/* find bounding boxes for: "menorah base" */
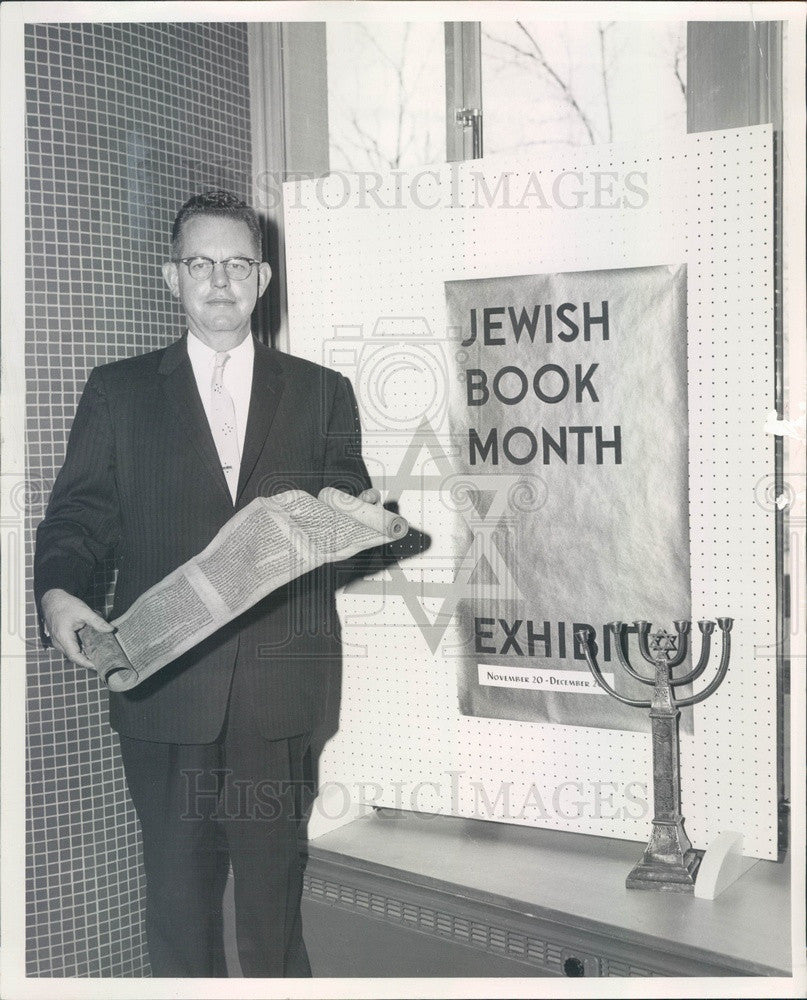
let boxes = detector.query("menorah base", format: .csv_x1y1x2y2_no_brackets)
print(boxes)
626,849,703,892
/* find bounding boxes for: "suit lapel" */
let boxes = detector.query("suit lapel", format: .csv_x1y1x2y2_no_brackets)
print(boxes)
158,335,233,504
236,340,285,501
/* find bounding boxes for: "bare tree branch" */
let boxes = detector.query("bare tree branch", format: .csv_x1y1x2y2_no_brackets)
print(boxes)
515,21,597,143
483,20,688,149
356,23,405,89
351,23,416,171
485,23,597,144
329,138,358,173
391,24,410,168
349,111,387,170
598,22,614,143
673,40,686,97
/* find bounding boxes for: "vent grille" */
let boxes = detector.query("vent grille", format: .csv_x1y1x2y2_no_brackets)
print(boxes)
302,871,664,975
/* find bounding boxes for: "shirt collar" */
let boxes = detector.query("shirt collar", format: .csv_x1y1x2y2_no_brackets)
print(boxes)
186,330,255,366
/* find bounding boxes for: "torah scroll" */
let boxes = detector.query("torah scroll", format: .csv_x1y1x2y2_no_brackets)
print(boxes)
78,488,407,692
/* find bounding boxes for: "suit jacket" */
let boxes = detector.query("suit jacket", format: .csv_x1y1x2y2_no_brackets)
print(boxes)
34,335,372,743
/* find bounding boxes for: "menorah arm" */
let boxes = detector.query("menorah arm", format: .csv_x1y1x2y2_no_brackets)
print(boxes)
670,621,714,686
578,630,651,708
609,622,654,685
663,620,690,669
674,619,732,708
634,621,657,666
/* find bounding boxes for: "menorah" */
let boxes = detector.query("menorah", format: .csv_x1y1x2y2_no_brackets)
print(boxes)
578,618,733,892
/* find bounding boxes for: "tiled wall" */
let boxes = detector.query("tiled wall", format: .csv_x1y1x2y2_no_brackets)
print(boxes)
25,22,253,976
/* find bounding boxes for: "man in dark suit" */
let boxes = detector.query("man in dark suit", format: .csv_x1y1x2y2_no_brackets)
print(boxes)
34,190,374,977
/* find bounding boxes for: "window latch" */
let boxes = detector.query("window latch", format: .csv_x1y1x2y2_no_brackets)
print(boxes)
455,108,483,159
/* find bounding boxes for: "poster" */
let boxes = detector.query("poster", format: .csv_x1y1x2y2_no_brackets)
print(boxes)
446,265,692,732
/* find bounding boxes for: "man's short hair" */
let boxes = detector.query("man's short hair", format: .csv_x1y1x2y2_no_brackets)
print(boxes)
171,190,262,258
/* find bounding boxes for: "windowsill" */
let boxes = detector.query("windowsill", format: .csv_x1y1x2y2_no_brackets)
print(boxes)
305,810,791,977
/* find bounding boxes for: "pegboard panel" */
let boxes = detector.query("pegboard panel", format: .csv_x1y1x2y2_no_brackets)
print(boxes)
284,126,776,858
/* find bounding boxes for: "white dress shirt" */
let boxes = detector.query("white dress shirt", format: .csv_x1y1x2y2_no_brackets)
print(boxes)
186,331,254,495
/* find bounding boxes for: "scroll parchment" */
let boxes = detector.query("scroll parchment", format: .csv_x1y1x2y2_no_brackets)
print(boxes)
79,489,407,692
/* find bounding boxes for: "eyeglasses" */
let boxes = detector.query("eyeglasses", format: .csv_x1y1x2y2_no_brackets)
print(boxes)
175,256,260,281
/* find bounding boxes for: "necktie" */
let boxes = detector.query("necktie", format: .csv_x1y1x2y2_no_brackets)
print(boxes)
211,351,240,501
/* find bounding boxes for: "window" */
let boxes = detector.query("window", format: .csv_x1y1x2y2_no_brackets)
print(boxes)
324,20,686,166
326,22,447,171
481,20,687,153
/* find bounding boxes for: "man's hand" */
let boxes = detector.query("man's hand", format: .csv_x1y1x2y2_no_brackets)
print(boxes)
358,488,381,505
40,588,114,671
